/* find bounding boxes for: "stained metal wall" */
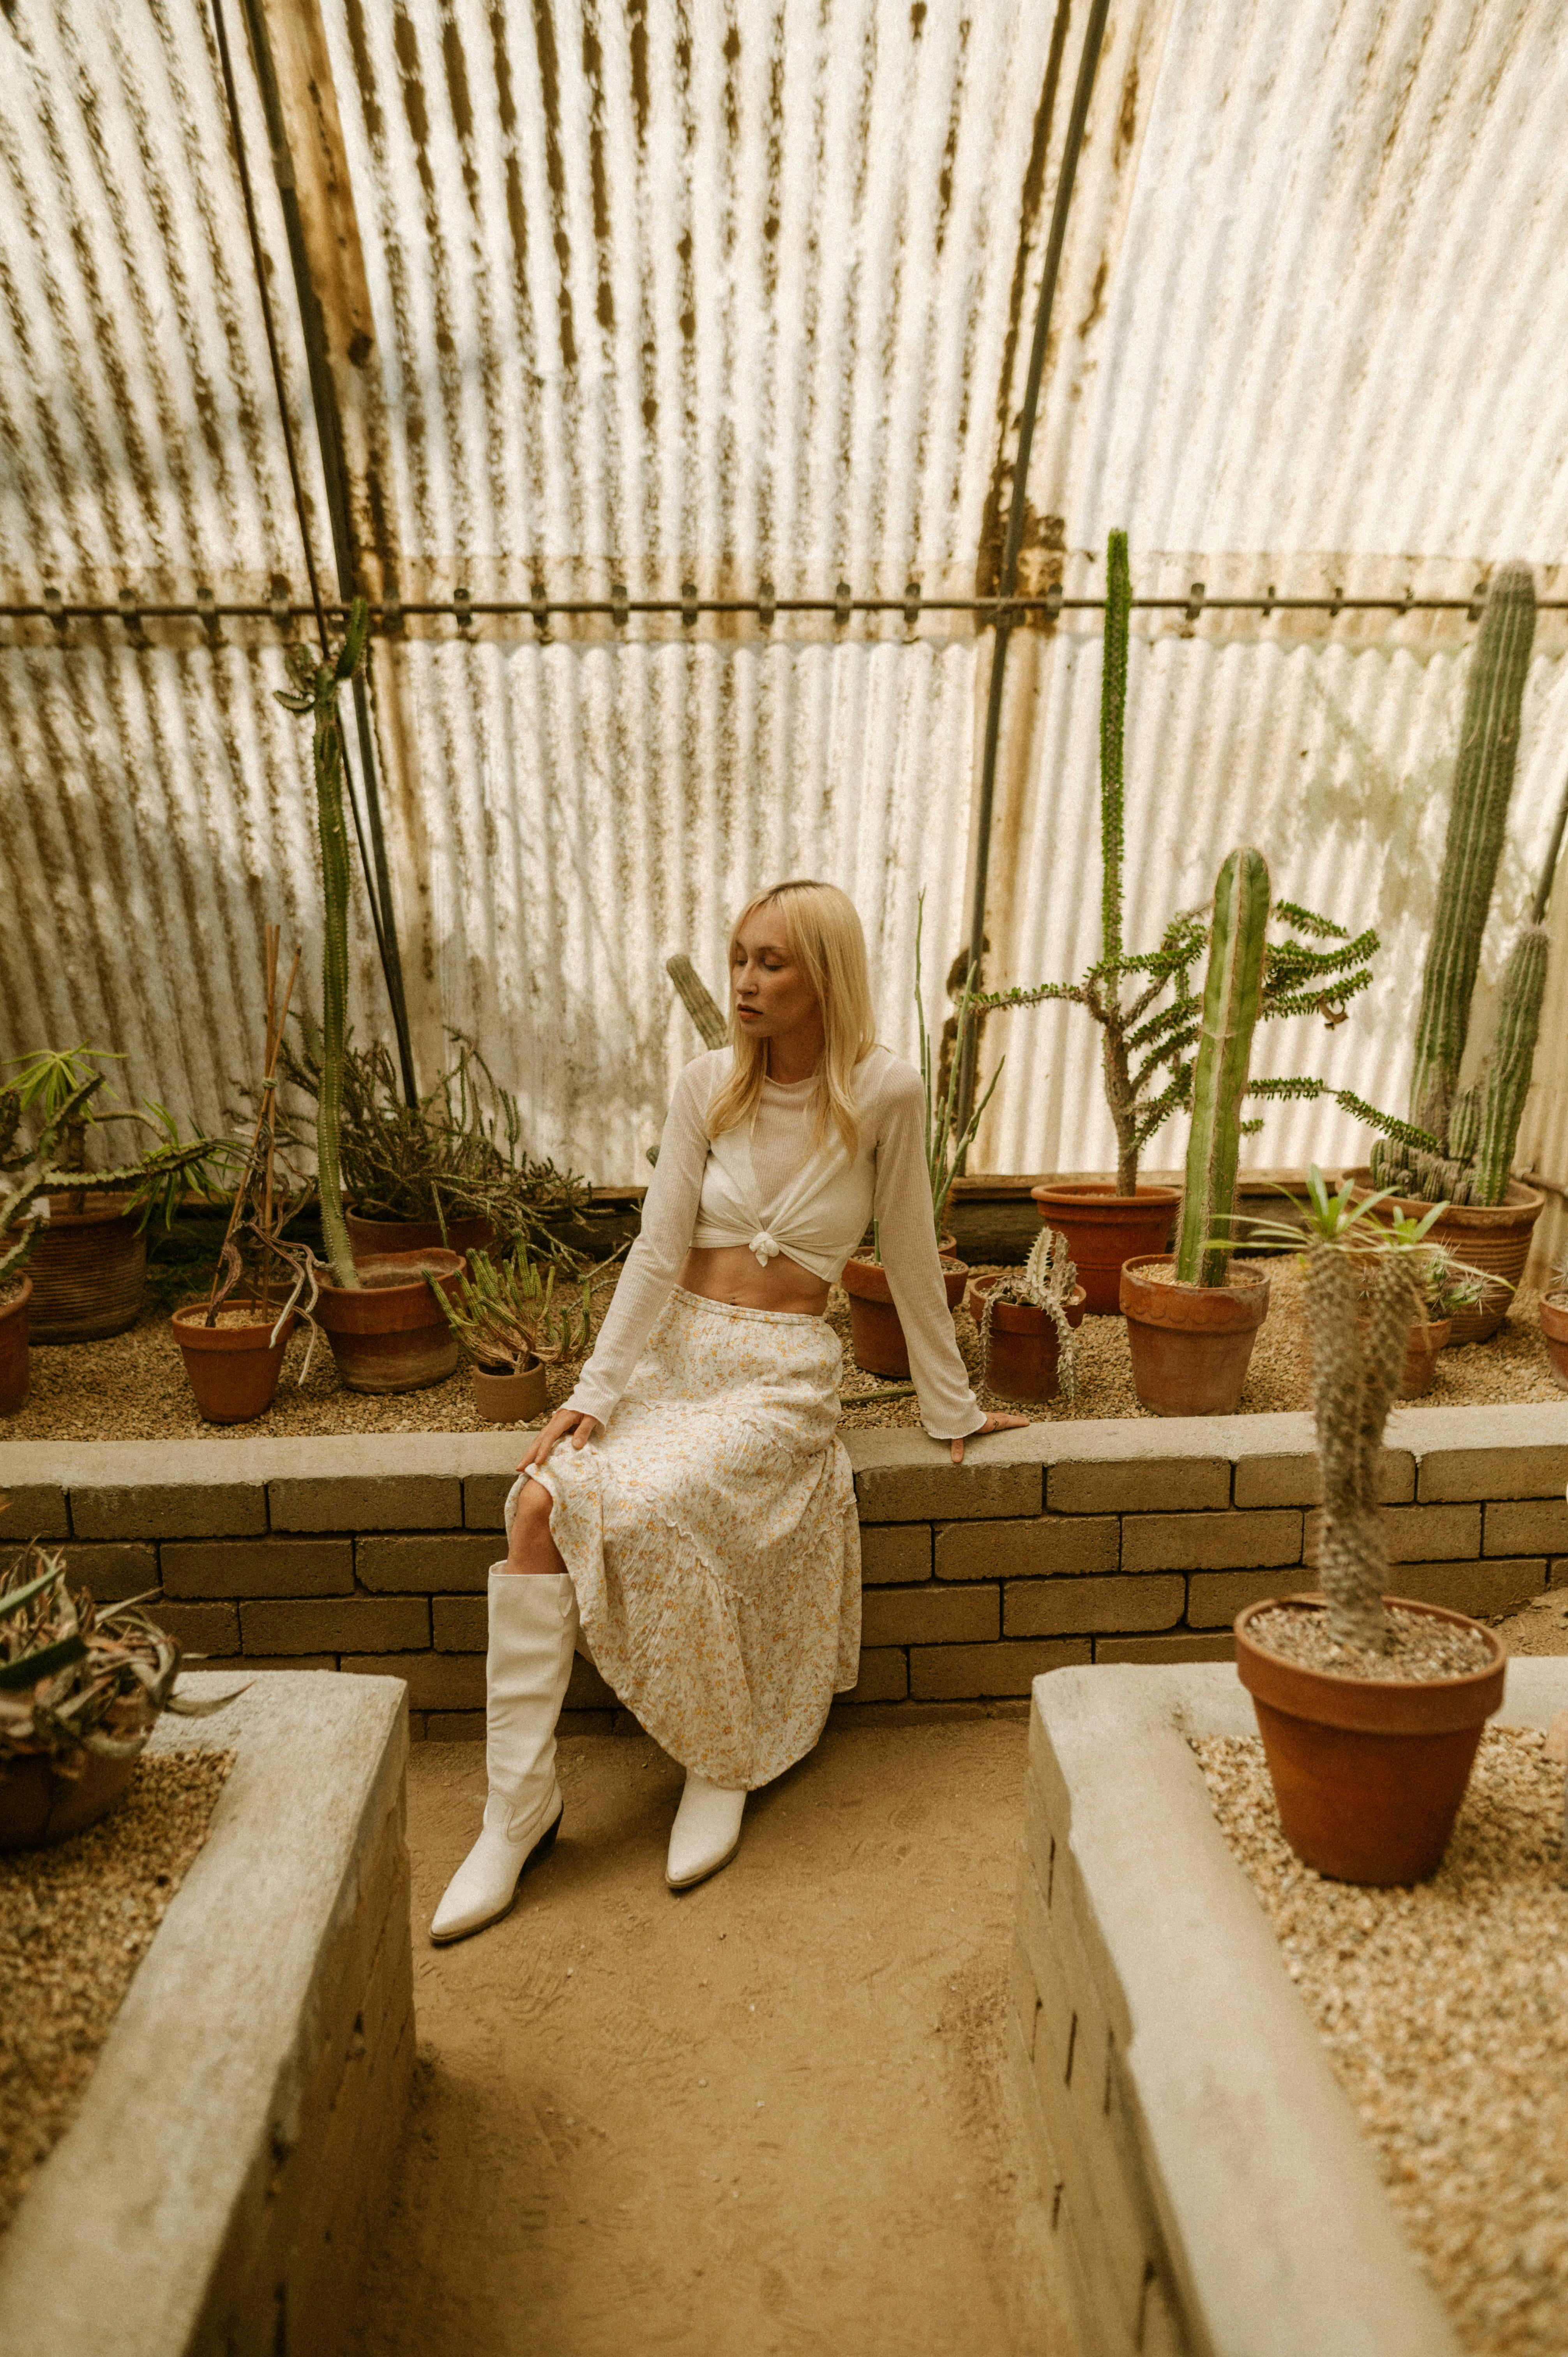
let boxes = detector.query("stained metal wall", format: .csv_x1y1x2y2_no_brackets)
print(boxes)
2,0,1566,1196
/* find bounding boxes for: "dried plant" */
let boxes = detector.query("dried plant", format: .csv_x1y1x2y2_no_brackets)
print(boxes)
430,1247,625,1376
979,1226,1079,1405
0,1534,240,1769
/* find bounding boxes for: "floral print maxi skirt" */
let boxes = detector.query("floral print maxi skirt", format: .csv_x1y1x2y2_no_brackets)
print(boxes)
510,1288,861,1791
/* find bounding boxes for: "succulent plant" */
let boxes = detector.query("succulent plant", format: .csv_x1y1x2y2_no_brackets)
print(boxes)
1175,848,1269,1286
430,1248,623,1376
980,1226,1080,1404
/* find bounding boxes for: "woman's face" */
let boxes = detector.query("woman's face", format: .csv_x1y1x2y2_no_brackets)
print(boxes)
731,911,821,1044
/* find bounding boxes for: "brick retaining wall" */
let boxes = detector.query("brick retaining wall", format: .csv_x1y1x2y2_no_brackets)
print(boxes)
3,1403,1565,1740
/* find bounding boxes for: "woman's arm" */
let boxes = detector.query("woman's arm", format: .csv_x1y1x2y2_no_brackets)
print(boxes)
557,1057,717,1430
872,1066,987,1442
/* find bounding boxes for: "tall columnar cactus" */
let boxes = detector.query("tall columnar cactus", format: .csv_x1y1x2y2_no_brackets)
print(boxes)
1100,528,1131,974
1474,922,1550,1206
1175,848,1270,1286
275,599,370,1289
1407,559,1536,1143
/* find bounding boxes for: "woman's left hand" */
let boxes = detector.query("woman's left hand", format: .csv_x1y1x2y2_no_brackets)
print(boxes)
951,1412,1030,1463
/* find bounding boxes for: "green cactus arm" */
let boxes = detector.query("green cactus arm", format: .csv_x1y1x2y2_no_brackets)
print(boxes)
1271,902,1351,940
1176,849,1271,1285
1473,923,1549,1205
1126,993,1202,1053
1259,973,1375,1023
969,979,1089,1015
1407,559,1536,1140
1130,1062,1194,1150
1131,1027,1201,1096
1245,1077,1440,1154
1100,530,1132,970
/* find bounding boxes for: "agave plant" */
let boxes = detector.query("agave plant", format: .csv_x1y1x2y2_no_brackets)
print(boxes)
429,1248,625,1376
978,1226,1080,1404
0,1535,240,1769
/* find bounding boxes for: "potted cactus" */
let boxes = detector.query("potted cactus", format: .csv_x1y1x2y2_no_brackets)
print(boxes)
1359,561,1547,1340
1232,1171,1506,1885
0,1535,241,1851
1395,1237,1496,1399
974,1227,1085,1405
274,603,464,1392
976,533,1396,1312
431,1248,620,1423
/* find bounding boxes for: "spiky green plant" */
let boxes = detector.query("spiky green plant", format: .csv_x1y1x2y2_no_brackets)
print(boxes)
1,1050,226,1233
1175,849,1269,1286
430,1247,623,1375
916,895,1001,1236
1474,922,1549,1205
979,1225,1080,1403
274,599,371,1289
975,531,1408,1190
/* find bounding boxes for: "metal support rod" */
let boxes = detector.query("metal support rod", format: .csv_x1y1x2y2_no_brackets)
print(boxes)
953,0,1112,1157
221,0,418,1106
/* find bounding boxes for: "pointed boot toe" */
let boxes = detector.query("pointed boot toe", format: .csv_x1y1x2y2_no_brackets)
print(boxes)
430,1788,562,1944
666,1773,746,1890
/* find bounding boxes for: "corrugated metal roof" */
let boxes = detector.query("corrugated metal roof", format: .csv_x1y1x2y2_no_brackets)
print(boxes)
2,0,1566,1201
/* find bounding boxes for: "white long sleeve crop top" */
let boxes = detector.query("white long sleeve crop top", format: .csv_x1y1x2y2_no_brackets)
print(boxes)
563,1046,985,1441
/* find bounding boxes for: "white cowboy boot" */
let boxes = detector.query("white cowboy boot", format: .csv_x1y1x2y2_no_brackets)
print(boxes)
430,1567,578,1944
666,1772,747,1890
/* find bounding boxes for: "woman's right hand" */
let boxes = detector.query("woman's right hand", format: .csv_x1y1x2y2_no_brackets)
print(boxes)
518,1408,601,1472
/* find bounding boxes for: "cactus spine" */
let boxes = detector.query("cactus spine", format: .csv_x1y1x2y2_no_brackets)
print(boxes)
1175,848,1270,1287
1305,1235,1422,1653
1474,922,1549,1205
1407,559,1536,1142
274,599,371,1290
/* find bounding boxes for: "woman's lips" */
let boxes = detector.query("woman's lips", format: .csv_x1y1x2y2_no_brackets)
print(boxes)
737,1007,759,1019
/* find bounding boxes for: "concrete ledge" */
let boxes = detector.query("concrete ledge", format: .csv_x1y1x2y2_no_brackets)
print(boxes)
1014,1658,1568,2355
0,1671,413,2357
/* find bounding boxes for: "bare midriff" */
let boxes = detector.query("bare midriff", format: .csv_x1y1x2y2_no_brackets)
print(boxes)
677,1244,830,1318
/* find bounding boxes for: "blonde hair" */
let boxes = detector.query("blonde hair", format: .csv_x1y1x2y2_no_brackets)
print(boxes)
706,879,877,1160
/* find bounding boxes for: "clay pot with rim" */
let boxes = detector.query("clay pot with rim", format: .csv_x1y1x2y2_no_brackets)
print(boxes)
1029,1182,1180,1315
314,1249,464,1393
1539,1293,1568,1392
1119,1255,1270,1417
1398,1315,1451,1399
0,1276,32,1415
842,1254,968,1381
1348,1171,1544,1345
982,1287,1088,1404
1234,1592,1506,1885
0,1746,143,1853
26,1191,146,1340
344,1204,496,1263
173,1294,297,1424
472,1356,549,1424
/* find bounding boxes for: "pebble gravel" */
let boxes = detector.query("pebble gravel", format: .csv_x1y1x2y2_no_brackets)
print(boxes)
1195,1728,1568,2356
0,1749,233,2237
1246,1601,1496,1681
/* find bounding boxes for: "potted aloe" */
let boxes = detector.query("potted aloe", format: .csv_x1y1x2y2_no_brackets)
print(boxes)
0,1537,241,1850
974,1226,1084,1405
431,1247,621,1424
1232,1170,1506,1885
842,901,996,1379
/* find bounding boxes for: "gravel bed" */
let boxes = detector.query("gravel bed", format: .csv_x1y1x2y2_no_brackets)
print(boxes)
0,1749,233,2236
3,1255,1563,1442
1246,1601,1496,1681
1195,1728,1568,2357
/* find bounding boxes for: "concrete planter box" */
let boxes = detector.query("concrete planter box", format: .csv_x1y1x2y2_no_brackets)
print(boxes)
0,1671,413,2356
1011,1658,1568,2356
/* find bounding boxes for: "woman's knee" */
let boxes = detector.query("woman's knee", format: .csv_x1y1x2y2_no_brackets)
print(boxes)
515,1477,554,1535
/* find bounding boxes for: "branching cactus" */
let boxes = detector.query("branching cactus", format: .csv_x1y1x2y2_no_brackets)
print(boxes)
275,601,371,1289
981,1226,1080,1403
1175,848,1269,1286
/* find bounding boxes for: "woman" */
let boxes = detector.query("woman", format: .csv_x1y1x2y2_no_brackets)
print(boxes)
431,879,1026,1943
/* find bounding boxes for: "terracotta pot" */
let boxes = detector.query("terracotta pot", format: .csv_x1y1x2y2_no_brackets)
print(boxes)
1398,1316,1452,1399
842,1254,967,1380
0,1745,143,1853
172,1296,296,1424
1540,1293,1568,1392
1349,1171,1544,1344
345,1204,496,1263
314,1249,464,1393
0,1277,31,1415
472,1357,549,1423
1029,1182,1180,1315
1234,1592,1506,1885
26,1192,146,1340
1119,1256,1270,1417
983,1288,1088,1404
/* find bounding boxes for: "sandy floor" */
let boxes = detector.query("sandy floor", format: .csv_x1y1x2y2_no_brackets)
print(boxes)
351,1719,1058,2357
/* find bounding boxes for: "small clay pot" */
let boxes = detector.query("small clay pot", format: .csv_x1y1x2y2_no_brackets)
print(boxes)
0,1745,144,1853
472,1357,549,1423
841,1255,967,1380
26,1193,146,1340
1398,1316,1452,1399
983,1288,1088,1404
1029,1182,1180,1315
314,1250,464,1393
0,1277,32,1415
1539,1294,1568,1392
1119,1256,1270,1416
1234,1592,1506,1885
172,1296,296,1424
345,1204,496,1263
1347,1172,1544,1345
